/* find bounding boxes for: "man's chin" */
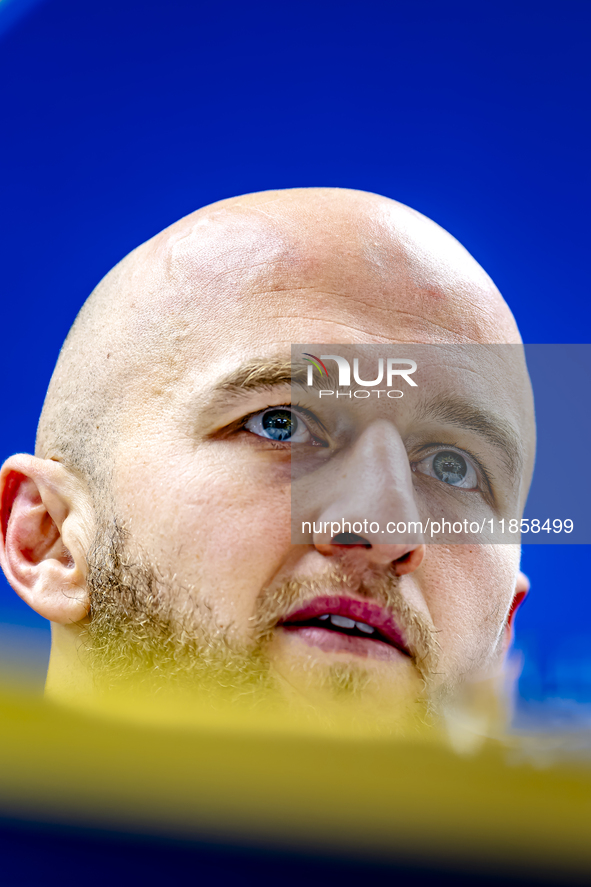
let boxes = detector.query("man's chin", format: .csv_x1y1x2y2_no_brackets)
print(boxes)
264,655,436,736
267,624,425,698
79,670,437,740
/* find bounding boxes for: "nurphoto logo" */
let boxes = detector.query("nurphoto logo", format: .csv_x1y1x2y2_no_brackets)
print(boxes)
303,353,417,398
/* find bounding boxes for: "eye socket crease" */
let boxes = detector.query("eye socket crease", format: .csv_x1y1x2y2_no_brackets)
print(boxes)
410,442,496,504
211,403,330,447
213,404,496,480
415,393,523,483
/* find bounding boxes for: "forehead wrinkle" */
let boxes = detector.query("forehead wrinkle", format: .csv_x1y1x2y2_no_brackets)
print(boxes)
256,301,510,346
177,260,514,351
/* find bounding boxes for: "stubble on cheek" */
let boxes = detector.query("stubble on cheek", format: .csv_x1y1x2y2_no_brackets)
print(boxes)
82,520,277,699
82,519,458,731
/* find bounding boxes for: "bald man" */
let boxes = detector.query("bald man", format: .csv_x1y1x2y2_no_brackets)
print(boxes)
0,188,534,733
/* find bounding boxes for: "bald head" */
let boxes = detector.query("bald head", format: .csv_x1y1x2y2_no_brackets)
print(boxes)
3,187,537,724
36,187,522,496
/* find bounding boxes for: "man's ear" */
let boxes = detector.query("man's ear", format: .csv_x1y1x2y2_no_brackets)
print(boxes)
504,570,529,648
0,454,94,624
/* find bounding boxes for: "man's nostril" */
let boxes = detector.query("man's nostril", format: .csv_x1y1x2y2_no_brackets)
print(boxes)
331,532,371,548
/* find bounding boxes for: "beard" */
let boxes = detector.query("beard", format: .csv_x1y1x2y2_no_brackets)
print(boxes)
83,520,442,724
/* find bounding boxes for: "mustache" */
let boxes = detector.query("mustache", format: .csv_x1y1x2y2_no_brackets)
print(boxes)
250,556,439,678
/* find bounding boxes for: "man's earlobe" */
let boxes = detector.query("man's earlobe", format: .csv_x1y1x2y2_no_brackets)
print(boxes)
504,571,529,647
0,455,93,624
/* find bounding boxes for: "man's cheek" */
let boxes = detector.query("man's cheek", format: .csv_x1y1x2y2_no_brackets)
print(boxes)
200,479,292,561
418,546,513,668
160,466,291,570
130,446,289,533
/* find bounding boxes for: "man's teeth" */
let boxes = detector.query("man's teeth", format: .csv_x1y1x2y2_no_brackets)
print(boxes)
355,622,375,634
317,613,376,635
330,614,356,629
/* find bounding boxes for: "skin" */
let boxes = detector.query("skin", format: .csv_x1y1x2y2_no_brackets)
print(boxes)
0,188,534,730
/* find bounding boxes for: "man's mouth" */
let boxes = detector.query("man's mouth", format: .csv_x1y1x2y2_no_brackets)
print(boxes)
277,596,412,662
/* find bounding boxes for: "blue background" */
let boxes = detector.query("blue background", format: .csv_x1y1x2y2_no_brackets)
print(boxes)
1,0,589,724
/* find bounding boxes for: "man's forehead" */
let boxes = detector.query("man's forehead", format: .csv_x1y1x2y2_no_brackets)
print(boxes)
122,193,517,351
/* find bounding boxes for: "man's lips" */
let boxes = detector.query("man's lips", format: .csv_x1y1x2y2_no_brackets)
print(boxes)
277,596,411,660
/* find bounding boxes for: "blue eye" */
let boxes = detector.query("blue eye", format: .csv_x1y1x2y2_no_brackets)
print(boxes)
261,409,297,441
415,449,478,489
245,407,314,443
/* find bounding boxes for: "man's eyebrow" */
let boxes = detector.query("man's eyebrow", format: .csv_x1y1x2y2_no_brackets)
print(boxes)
416,394,524,479
199,357,334,419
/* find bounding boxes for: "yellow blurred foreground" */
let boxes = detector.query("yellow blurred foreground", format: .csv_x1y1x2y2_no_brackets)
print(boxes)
0,682,589,885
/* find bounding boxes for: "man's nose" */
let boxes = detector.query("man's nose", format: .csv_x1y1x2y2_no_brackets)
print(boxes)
312,420,426,576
